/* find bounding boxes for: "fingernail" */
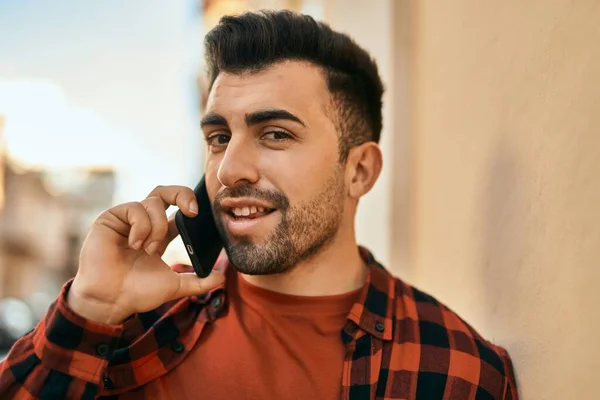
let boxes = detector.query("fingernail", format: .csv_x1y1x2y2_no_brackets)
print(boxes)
189,200,198,214
146,241,158,255
132,240,143,250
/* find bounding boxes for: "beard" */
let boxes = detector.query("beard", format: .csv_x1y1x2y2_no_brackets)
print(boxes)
212,170,345,275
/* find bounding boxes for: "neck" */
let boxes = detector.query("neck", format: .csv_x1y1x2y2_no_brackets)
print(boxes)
240,227,367,296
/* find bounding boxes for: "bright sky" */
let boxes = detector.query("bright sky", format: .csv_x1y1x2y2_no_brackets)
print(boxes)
0,80,135,168
0,0,204,202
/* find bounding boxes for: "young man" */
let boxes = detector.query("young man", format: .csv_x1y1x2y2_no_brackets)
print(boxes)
0,10,518,400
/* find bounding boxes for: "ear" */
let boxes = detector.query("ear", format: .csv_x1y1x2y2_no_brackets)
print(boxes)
344,142,383,199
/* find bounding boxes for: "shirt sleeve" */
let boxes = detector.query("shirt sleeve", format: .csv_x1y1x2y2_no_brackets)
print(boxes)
0,280,125,399
500,347,519,400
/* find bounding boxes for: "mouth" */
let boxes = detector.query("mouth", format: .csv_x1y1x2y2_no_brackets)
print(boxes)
227,205,276,220
218,199,280,236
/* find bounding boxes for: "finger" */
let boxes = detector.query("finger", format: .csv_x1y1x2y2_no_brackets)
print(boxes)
173,271,225,300
101,202,151,251
157,213,180,255
146,185,198,217
140,196,169,255
171,264,194,273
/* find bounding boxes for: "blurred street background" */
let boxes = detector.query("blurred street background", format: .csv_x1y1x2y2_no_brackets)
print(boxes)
1,1,600,398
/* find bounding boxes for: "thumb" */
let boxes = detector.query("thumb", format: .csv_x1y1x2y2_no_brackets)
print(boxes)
175,270,225,298
171,263,195,273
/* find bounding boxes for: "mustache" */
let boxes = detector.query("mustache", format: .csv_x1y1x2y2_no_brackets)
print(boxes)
213,183,289,211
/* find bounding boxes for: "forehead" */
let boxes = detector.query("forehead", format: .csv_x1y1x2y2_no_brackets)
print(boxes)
205,61,331,121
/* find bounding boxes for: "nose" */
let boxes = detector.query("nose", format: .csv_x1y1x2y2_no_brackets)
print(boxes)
217,136,260,187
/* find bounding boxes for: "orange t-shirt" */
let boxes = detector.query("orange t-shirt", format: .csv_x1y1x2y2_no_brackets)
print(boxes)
165,270,361,399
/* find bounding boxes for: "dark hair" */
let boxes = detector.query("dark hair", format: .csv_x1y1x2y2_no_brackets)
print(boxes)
204,10,384,161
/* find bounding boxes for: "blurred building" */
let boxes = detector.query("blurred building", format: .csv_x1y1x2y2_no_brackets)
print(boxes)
0,115,115,331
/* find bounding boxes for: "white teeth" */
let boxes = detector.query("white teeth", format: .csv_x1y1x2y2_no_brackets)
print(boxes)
232,206,269,217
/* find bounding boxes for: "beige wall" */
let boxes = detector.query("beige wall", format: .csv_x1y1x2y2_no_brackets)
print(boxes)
328,0,600,398
325,0,415,274
411,1,600,398
326,0,395,269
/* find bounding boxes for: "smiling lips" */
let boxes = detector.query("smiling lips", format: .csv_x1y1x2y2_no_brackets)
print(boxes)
218,198,278,237
231,205,273,219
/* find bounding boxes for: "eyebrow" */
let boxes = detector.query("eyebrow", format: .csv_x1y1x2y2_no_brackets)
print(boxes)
200,113,229,128
200,109,306,129
245,109,306,127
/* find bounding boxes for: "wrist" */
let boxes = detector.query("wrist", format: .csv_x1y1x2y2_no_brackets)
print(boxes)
66,285,129,326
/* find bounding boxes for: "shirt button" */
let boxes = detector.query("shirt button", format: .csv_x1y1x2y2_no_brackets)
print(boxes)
96,344,110,357
171,340,185,353
375,322,385,333
211,297,222,308
103,376,114,390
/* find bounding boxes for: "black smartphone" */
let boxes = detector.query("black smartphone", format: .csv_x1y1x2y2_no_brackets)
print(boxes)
175,176,223,278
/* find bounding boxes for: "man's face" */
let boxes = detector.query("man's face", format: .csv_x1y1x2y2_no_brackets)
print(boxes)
202,61,347,275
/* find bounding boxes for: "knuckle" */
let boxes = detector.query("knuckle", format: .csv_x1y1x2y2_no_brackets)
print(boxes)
130,204,151,223
176,187,194,202
123,201,143,211
142,195,159,206
147,185,165,197
133,205,150,221
94,210,113,225
99,207,114,218
142,197,163,212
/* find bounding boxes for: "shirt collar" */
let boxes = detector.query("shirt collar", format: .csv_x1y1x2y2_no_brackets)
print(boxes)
206,246,396,341
344,246,395,341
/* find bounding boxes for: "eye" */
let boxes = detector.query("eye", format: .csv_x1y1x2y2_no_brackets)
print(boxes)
261,131,293,141
206,133,230,147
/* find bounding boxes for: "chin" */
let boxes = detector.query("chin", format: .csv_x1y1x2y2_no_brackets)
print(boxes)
224,233,266,248
223,241,294,276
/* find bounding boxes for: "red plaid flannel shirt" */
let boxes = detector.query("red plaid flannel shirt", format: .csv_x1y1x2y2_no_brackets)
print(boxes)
0,248,518,399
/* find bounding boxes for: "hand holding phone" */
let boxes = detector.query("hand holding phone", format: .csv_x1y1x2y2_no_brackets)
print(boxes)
175,176,224,278
70,184,224,325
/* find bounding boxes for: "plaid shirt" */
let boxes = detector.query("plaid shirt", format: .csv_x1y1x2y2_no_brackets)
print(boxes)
0,248,518,399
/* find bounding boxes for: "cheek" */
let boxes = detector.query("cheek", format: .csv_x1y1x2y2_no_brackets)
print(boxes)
204,157,222,202
262,146,340,206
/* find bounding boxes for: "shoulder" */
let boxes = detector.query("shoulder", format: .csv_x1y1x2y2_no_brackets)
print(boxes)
389,276,517,398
